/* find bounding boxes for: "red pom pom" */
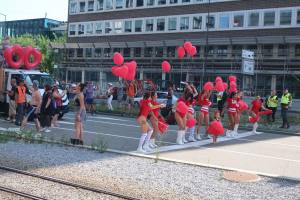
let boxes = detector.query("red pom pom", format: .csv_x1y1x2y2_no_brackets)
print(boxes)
215,76,223,83
215,81,224,92
177,46,185,59
186,118,197,128
203,81,214,91
176,101,188,116
183,42,193,51
161,60,171,73
113,52,124,65
207,120,224,136
223,83,228,90
228,75,237,82
238,100,249,112
187,46,197,57
258,109,273,116
158,117,169,134
124,61,137,81
229,81,237,93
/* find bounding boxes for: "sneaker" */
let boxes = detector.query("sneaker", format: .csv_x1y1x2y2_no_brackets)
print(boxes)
195,134,201,140
137,148,146,153
143,143,152,152
6,117,10,121
44,129,51,133
188,136,197,142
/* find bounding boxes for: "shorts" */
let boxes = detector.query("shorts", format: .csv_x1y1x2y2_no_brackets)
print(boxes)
86,98,94,105
9,100,16,116
76,109,87,123
200,110,209,116
126,96,134,105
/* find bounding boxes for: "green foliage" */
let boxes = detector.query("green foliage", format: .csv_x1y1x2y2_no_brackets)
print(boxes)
91,136,108,153
9,34,66,74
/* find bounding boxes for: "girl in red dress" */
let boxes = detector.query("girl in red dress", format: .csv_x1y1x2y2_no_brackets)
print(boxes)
149,92,161,148
196,90,212,140
232,91,244,136
207,111,225,143
137,92,165,153
226,92,239,137
250,96,266,134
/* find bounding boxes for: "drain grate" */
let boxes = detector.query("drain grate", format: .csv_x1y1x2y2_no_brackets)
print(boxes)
223,171,261,183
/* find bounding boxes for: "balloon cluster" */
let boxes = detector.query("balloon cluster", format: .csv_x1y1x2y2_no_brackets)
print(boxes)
201,75,237,93
4,45,42,69
177,41,197,59
112,52,137,81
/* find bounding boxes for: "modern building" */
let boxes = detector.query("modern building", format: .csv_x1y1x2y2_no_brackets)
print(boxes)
0,18,64,39
52,0,300,97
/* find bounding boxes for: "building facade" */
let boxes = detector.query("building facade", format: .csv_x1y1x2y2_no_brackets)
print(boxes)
53,0,300,97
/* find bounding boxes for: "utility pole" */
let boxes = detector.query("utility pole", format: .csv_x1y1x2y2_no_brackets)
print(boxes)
0,13,7,37
202,0,210,86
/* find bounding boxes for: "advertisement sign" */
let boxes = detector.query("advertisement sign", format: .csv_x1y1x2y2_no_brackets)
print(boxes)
242,50,255,75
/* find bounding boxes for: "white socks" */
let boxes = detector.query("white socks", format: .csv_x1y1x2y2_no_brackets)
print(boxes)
137,133,147,151
176,130,184,145
188,127,197,142
252,123,261,134
143,130,153,151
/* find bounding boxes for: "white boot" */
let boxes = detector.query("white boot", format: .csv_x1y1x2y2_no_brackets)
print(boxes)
232,124,239,137
176,130,184,145
149,139,158,148
137,133,147,153
252,123,262,134
182,129,188,143
188,127,197,142
143,141,152,152
195,133,201,140
226,129,233,137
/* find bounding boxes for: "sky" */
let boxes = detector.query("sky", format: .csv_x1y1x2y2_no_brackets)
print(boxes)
1,0,68,21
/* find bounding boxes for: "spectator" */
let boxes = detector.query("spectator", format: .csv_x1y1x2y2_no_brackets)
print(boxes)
266,90,278,122
280,89,292,129
15,79,27,126
51,84,63,127
125,80,137,114
40,84,52,133
106,83,114,111
117,80,125,109
85,82,96,115
7,78,17,123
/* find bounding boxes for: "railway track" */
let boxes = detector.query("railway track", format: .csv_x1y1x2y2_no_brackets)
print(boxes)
0,185,46,200
0,165,140,200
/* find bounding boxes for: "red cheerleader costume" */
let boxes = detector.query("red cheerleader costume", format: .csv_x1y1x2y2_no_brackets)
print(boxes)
138,99,151,118
198,96,212,116
207,119,225,136
227,98,239,116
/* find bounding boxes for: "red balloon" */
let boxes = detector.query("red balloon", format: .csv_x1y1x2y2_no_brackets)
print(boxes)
223,82,228,90
161,60,171,73
215,81,224,92
228,75,237,82
215,76,223,83
186,118,197,128
23,46,42,69
177,47,185,59
183,42,193,51
238,100,249,112
176,101,188,116
112,65,128,79
203,81,214,91
187,46,197,57
124,61,137,81
207,120,225,136
113,52,124,66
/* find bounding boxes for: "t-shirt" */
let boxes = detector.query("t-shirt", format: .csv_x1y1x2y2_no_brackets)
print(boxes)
127,84,135,97
41,92,52,113
85,85,94,99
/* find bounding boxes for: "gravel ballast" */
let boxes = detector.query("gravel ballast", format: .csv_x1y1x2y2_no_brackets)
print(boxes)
0,141,300,200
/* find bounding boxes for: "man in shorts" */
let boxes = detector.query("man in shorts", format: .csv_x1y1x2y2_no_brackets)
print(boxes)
85,82,96,115
125,80,137,114
7,78,17,123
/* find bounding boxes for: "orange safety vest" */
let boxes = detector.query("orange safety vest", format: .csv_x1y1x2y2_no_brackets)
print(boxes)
16,86,26,104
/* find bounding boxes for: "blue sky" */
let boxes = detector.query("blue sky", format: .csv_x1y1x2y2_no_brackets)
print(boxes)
1,0,68,21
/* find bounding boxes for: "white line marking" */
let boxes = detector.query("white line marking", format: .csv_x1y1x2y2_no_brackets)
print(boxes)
65,114,131,122
235,138,300,149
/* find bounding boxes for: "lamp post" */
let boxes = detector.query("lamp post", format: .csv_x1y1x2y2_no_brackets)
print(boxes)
202,0,211,87
0,12,7,37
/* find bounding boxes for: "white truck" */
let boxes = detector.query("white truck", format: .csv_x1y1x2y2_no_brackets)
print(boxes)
0,68,69,119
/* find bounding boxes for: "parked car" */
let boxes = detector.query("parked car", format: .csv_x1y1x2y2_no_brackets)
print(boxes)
134,91,168,106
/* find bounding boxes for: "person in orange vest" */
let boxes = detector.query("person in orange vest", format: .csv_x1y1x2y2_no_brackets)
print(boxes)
15,78,27,126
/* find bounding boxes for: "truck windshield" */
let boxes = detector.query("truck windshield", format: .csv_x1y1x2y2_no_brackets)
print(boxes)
25,74,56,89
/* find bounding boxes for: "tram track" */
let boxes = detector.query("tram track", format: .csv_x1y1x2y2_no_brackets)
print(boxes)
0,185,46,200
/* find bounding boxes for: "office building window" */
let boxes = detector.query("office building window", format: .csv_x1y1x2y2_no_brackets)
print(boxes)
206,46,214,57
124,48,131,57
105,0,113,10
88,1,94,11
144,47,153,57
219,14,229,29
113,48,121,53
232,45,242,57
180,17,189,30
77,49,83,57
182,0,190,3
135,20,143,32
86,48,92,57
206,15,215,28
262,45,273,57
167,46,176,57
68,49,75,58
95,22,103,34
168,17,177,31
169,0,177,4
126,0,133,8
156,18,165,31
96,0,104,10
136,0,144,7
78,24,84,35
233,14,244,27
104,48,111,57
246,45,257,53
70,1,77,13
125,21,132,32
193,16,202,29
114,21,122,34
295,45,300,56
79,2,86,12
157,0,166,5
116,0,124,9
216,46,228,57
264,11,275,26
146,19,154,32
155,47,164,57
105,22,112,34
94,48,102,57
86,23,93,34
147,0,154,6
297,10,300,24
69,25,76,35
134,48,142,57
280,10,292,25
248,12,259,27
278,44,288,57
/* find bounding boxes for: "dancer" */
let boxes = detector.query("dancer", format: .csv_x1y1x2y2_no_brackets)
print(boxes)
72,83,87,145
232,91,243,136
149,92,160,148
250,96,267,134
106,83,114,111
207,111,225,143
226,92,239,137
136,92,165,153
196,90,212,140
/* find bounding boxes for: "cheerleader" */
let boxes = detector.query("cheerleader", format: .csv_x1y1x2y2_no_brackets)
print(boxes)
137,92,165,153
196,90,212,140
184,83,198,142
226,92,239,137
207,111,225,143
149,92,160,148
232,91,244,136
250,96,266,134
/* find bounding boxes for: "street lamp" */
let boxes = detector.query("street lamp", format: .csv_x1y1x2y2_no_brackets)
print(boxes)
202,0,211,87
0,12,7,37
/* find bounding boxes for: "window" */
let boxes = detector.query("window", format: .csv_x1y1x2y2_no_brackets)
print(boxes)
156,18,165,31
77,49,83,57
113,48,121,53
68,49,75,58
193,16,202,29
167,46,176,57
134,48,142,57
116,0,124,9
78,24,84,35
280,10,292,25
233,14,244,27
206,15,215,29
232,45,242,57
248,12,259,27
146,19,154,32
278,44,288,57
125,21,132,32
86,23,93,34
79,2,86,12
295,45,300,56
69,25,76,35
135,20,143,32
297,10,300,24
95,22,103,34
182,0,190,3
262,45,273,57
96,0,104,10
216,46,228,57
147,0,154,6
104,48,111,57
144,47,153,57
88,1,94,11
219,14,229,29
124,48,131,57
94,48,102,57
114,21,122,34
157,0,166,5
170,0,177,4
86,48,92,57
70,2,77,13
264,11,275,26
180,17,189,30
105,0,113,10
206,46,214,57
126,0,133,8
168,17,177,31
136,0,144,7
155,47,164,57
105,22,112,34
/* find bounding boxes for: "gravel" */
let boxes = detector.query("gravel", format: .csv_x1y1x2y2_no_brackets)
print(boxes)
1,141,300,200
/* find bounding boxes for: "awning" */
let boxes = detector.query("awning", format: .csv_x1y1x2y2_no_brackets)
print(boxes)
77,43,94,48
65,43,79,48
49,43,65,49
94,42,110,48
